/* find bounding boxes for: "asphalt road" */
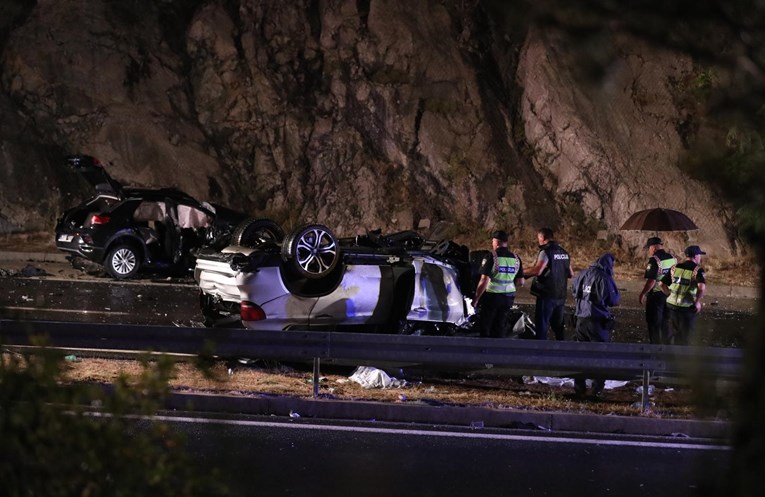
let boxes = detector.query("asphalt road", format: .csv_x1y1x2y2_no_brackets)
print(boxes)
148,412,731,497
0,273,200,325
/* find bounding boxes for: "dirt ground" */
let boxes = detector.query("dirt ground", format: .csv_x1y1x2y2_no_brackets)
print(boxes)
55,354,731,421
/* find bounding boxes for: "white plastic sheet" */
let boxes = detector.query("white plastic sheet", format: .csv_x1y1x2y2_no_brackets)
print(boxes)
349,366,405,389
528,376,630,390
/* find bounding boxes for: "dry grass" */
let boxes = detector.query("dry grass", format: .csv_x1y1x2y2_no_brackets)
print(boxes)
61,357,730,421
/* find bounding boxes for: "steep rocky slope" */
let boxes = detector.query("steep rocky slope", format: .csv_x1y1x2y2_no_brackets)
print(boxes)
0,0,738,255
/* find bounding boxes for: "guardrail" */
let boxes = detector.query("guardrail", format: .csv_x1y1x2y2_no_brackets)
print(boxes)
0,319,743,413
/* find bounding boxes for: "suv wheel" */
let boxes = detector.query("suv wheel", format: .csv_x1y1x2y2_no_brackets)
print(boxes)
105,244,140,279
231,218,284,247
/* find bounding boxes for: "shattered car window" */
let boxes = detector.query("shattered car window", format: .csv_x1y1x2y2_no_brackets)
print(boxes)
133,201,166,222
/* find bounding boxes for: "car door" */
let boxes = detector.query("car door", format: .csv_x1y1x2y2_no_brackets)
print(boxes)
407,256,466,324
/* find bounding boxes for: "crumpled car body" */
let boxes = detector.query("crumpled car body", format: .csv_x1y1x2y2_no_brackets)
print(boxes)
194,222,477,334
54,155,248,279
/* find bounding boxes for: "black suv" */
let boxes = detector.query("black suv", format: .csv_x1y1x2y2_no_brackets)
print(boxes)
55,155,249,279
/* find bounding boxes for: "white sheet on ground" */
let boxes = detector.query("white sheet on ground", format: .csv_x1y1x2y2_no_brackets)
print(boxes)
527,376,630,390
349,366,405,389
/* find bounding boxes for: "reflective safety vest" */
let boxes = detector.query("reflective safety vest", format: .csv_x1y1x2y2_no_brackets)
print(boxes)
651,253,677,292
667,265,700,307
487,251,519,294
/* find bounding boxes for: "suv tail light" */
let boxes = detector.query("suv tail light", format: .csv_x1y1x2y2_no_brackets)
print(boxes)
90,214,111,225
240,301,266,322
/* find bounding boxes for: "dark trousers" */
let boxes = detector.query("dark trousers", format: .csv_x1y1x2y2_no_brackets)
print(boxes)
479,292,516,338
534,298,566,340
574,317,609,394
645,291,670,344
667,304,697,345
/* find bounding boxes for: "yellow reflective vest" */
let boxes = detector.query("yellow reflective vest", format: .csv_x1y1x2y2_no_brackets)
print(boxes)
487,251,520,294
650,252,676,292
667,265,701,307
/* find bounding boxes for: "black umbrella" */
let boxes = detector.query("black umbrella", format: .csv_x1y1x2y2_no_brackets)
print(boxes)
620,208,699,232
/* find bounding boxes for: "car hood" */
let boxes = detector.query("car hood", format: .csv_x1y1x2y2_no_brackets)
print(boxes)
66,155,124,198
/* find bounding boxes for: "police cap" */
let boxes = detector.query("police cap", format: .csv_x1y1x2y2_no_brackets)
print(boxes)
643,236,663,248
685,245,706,257
491,230,509,242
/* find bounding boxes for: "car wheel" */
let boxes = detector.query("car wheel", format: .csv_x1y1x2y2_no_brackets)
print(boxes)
231,218,284,247
105,244,140,279
281,224,341,279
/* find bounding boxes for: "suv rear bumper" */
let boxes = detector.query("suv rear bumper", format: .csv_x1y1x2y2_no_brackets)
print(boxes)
55,232,105,262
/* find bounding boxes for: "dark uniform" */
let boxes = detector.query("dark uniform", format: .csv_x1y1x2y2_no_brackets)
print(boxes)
478,247,523,338
571,253,620,397
662,255,706,345
644,249,676,344
531,241,571,340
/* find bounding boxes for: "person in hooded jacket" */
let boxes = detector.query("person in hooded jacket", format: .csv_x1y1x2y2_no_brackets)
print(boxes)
571,253,621,398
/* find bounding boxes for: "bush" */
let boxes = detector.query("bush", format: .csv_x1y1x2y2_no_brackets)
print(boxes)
0,346,227,497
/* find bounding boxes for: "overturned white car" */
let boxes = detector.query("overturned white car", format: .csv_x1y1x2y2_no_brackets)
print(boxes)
193,220,478,334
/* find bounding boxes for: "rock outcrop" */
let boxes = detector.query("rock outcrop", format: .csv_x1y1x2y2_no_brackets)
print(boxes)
0,0,738,255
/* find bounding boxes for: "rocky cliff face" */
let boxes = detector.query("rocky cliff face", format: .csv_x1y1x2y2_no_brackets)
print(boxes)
0,0,738,255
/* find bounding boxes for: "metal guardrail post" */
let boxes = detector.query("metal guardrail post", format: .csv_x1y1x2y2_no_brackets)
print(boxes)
313,357,321,398
641,369,651,413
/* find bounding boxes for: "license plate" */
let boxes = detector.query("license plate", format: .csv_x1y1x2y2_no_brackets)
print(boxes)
58,234,73,242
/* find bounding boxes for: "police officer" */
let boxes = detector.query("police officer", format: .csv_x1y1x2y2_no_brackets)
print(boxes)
638,237,676,344
659,245,707,345
571,253,620,398
523,227,573,340
474,230,524,338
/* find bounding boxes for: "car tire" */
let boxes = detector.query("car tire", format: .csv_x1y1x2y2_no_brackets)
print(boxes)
105,244,141,279
231,218,284,247
281,224,341,280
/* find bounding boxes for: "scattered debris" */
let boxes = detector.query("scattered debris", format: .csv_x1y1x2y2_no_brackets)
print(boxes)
0,265,51,277
636,385,655,396
531,377,630,390
20,264,49,277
